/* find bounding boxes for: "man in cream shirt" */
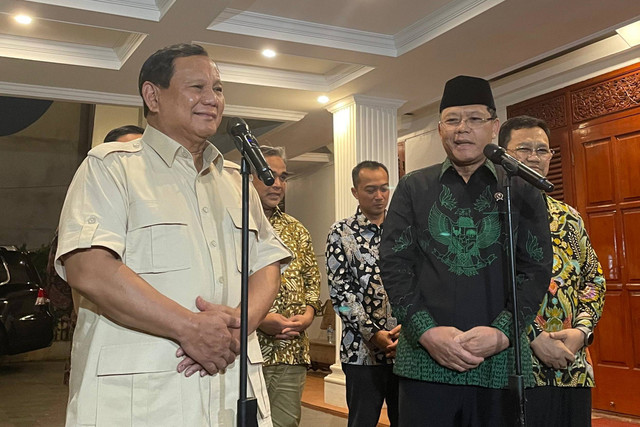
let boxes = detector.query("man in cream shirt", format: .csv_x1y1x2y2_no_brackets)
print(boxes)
55,43,290,426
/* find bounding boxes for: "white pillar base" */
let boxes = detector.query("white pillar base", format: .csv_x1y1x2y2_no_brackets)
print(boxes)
323,362,347,408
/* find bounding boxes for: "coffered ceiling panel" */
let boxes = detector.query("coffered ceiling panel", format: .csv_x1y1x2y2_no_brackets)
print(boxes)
0,12,145,69
25,0,176,21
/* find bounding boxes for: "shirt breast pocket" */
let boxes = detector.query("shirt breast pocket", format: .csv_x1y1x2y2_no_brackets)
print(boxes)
126,200,191,273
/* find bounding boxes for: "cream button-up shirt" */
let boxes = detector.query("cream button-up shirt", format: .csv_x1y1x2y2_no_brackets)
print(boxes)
56,125,290,427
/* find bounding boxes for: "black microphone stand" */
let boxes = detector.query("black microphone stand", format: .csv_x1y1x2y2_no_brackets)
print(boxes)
237,156,258,427
501,166,527,427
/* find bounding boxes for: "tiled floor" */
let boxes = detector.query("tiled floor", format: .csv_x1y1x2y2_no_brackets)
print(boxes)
0,360,347,427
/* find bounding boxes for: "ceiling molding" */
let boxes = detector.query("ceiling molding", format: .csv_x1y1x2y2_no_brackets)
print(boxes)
217,62,374,92
208,9,397,57
325,65,376,90
0,81,143,105
0,32,146,69
24,0,175,21
395,0,504,56
0,81,307,122
223,105,307,122
289,152,332,163
209,1,503,57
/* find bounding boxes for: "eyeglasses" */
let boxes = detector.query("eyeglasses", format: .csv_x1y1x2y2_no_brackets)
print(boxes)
439,116,495,129
509,146,555,159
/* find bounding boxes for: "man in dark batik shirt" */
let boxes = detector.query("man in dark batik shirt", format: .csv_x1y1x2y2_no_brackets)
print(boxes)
380,76,552,426
327,161,401,427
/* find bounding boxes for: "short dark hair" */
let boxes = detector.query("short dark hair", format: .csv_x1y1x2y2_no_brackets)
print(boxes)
138,43,209,117
259,145,287,165
498,115,551,148
103,125,145,143
352,161,388,188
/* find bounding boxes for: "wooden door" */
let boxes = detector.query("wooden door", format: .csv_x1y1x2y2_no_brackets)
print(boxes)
573,113,640,416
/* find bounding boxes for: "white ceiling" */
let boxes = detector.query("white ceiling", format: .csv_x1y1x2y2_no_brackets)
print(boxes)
2,0,640,164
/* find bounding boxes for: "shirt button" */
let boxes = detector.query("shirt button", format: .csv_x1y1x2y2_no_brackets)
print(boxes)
202,207,209,213
210,240,217,247
217,276,224,285
87,216,97,224
133,142,140,148
182,151,190,158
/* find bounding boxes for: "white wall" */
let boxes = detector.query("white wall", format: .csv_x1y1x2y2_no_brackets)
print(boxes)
403,127,446,173
92,104,144,147
285,162,335,341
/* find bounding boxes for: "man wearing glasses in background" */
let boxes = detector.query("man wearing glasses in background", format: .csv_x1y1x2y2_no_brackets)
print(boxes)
499,116,606,427
380,76,552,426
253,146,322,427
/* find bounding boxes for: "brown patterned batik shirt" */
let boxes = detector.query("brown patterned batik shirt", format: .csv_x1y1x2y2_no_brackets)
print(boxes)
258,207,322,366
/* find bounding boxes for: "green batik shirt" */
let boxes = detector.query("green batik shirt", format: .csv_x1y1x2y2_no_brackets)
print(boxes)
380,159,552,388
258,207,322,366
528,196,606,387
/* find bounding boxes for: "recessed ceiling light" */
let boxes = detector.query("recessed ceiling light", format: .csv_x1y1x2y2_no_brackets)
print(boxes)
262,49,276,58
617,20,640,47
317,95,329,104
14,14,33,25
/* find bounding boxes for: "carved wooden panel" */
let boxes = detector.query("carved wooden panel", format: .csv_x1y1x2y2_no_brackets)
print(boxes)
617,133,640,201
622,209,640,281
588,212,619,282
509,95,567,129
583,138,615,205
571,71,640,122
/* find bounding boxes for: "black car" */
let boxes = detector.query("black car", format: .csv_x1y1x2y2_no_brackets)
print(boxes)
0,245,54,355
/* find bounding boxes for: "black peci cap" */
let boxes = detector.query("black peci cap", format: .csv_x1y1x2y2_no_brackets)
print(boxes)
439,75,495,112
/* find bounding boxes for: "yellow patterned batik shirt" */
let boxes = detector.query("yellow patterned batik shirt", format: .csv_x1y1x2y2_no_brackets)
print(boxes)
529,195,606,387
258,207,322,366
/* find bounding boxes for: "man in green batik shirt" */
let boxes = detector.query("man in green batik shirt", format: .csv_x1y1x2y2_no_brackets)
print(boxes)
499,116,606,427
253,145,322,427
380,76,552,426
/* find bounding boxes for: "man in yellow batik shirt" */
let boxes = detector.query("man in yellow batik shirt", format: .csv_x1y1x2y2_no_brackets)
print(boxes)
252,145,322,427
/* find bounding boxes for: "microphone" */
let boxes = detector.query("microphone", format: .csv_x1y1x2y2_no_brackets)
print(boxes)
483,144,554,192
227,117,275,186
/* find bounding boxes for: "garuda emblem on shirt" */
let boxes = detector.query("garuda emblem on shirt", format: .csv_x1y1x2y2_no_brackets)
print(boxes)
427,186,501,276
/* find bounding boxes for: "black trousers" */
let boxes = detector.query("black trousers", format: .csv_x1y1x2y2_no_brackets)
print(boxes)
525,386,591,427
342,363,399,427
398,378,513,427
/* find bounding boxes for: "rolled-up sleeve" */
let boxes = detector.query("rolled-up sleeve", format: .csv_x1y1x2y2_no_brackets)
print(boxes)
249,186,292,275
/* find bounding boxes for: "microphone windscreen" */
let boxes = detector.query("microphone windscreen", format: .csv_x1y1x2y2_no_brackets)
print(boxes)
227,117,249,137
483,144,505,163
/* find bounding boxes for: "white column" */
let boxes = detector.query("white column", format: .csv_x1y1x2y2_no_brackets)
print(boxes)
323,94,405,408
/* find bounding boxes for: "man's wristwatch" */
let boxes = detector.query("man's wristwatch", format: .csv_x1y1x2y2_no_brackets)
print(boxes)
576,326,594,347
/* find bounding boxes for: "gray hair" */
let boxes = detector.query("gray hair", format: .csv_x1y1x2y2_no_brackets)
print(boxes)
259,145,287,165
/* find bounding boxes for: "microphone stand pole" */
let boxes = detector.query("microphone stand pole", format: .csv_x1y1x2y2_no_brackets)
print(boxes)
237,156,258,427
502,170,527,427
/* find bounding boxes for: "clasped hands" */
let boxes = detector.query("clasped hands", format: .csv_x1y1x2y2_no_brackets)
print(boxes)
529,328,584,370
371,324,402,358
419,326,509,372
175,296,242,378
258,311,314,340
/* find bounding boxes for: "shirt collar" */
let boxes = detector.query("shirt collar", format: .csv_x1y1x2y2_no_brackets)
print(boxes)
439,157,498,180
142,125,223,172
355,206,383,229
270,205,284,220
